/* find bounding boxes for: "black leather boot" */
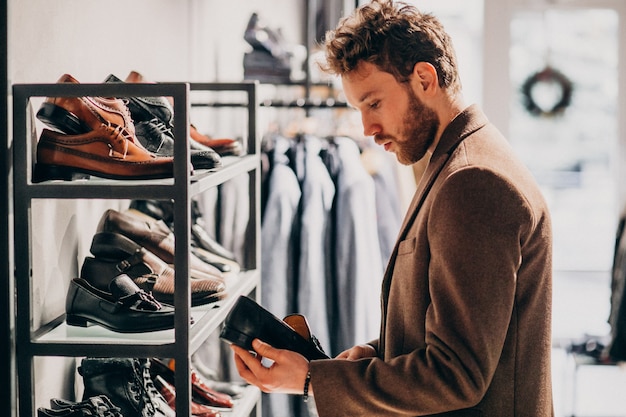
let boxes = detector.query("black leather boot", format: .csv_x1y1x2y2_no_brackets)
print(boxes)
79,357,174,417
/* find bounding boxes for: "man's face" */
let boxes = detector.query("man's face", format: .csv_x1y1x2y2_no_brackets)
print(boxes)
342,62,439,165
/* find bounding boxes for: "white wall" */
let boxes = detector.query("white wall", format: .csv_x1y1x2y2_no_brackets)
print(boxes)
7,0,307,408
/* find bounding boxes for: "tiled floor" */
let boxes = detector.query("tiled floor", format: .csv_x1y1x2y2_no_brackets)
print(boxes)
551,270,626,417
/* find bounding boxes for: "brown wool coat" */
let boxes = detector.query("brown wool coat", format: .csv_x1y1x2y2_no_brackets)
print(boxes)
310,105,554,416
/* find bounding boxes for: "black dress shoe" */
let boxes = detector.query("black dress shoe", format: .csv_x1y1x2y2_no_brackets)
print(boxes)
220,296,329,360
104,74,174,126
105,74,222,171
244,12,290,60
133,118,222,170
65,274,175,333
46,395,123,417
81,231,227,307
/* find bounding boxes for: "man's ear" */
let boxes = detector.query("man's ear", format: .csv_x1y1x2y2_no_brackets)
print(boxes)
411,62,438,96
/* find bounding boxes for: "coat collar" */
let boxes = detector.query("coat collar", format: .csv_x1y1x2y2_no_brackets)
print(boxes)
398,104,489,233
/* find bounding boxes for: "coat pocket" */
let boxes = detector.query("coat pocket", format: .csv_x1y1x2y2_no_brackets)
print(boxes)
397,237,416,255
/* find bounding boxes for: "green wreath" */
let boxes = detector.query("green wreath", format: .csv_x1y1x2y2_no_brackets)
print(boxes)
521,66,573,117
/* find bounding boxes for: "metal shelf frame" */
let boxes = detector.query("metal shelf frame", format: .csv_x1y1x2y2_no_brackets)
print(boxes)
12,81,261,417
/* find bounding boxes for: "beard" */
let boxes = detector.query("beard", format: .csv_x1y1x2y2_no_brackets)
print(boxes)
376,88,439,165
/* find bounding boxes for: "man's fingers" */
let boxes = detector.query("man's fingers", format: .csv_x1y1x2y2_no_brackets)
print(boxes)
252,338,275,359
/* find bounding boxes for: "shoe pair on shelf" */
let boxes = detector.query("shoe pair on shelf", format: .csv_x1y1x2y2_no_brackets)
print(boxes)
33,72,241,183
34,73,177,182
66,208,230,333
129,199,241,275
77,357,232,417
105,72,242,162
78,358,177,417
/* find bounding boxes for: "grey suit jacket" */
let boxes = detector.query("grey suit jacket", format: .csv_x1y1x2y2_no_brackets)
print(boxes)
311,105,554,416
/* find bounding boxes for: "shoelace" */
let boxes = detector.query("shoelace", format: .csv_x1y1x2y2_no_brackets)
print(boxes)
145,118,174,138
103,122,132,158
140,360,171,417
138,119,174,153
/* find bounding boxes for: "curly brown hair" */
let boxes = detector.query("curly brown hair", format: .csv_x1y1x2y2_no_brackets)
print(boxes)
322,0,461,93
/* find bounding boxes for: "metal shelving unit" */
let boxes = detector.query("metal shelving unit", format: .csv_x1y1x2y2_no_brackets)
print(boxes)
12,81,261,417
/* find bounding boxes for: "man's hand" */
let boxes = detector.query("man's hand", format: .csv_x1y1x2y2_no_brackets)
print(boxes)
232,339,311,395
336,344,377,360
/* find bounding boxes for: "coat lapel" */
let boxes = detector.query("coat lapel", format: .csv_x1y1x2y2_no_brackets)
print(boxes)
378,105,489,356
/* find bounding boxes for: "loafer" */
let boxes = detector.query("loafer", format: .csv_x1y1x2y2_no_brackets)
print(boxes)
81,231,227,306
33,124,174,182
65,274,175,333
46,395,123,417
153,375,223,417
36,73,136,137
150,358,234,409
220,295,329,360
96,209,225,279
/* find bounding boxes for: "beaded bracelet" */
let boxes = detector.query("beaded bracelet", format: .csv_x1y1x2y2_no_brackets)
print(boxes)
303,370,312,402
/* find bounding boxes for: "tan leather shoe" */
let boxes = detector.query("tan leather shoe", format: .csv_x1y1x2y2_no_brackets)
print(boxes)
190,125,244,156
34,124,174,182
36,73,136,138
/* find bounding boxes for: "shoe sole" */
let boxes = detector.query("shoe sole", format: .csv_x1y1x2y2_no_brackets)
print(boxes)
37,102,90,135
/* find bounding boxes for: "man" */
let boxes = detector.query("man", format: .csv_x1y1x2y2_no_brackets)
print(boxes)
231,1,554,415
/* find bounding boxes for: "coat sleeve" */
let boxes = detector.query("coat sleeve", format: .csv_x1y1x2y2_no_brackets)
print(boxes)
310,165,536,416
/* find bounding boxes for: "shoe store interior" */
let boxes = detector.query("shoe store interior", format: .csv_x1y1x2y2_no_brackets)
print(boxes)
3,0,626,416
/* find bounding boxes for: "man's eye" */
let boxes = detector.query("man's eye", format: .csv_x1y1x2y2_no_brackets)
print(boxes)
369,101,380,109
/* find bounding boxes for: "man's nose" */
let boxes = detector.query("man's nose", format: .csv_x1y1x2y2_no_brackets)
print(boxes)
362,114,381,137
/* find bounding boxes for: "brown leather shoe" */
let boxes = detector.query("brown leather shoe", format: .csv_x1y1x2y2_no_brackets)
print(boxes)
149,358,234,409
96,209,226,280
153,375,222,417
34,124,174,182
81,231,227,307
36,73,137,138
190,125,244,157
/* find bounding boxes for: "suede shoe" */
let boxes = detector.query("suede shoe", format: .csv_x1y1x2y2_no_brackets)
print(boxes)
65,274,175,333
33,124,174,182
